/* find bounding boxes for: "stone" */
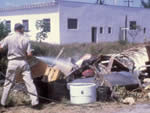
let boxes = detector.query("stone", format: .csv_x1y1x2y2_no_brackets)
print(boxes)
143,78,150,83
144,85,150,90
122,97,135,105
147,92,150,99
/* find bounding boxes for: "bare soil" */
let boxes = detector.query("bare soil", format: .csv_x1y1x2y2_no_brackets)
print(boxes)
0,101,127,113
0,86,150,113
3,100,150,113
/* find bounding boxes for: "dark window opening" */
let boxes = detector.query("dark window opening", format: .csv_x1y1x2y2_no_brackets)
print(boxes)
100,27,103,34
6,21,11,32
43,19,50,32
130,21,136,30
23,20,29,32
68,18,78,29
91,27,97,43
108,27,112,34
144,27,146,34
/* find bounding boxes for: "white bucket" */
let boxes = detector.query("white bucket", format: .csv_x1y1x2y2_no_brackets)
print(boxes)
69,83,96,104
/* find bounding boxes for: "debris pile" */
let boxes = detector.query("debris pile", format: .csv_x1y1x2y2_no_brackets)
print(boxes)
22,44,150,105
2,44,150,105
63,44,150,104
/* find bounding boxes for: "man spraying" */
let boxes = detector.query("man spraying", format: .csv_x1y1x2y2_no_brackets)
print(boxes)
0,23,39,108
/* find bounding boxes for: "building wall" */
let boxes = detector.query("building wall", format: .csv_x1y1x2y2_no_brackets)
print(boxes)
0,5,61,44
59,1,150,44
1,1,150,44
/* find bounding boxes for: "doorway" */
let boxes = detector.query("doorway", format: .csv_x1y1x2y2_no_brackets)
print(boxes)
91,27,97,43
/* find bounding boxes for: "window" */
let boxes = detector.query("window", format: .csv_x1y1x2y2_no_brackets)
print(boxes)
68,18,78,29
144,27,146,34
43,19,50,32
108,27,112,34
130,21,136,30
23,20,29,32
6,21,11,32
100,27,103,34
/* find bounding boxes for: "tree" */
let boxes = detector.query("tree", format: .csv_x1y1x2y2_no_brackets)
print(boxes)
96,0,105,5
35,20,48,42
0,21,9,41
141,0,150,8
0,21,8,77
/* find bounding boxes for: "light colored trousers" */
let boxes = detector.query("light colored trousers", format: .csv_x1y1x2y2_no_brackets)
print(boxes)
1,59,39,106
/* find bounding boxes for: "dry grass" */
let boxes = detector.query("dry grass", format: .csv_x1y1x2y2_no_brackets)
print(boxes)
0,87,30,107
31,42,137,59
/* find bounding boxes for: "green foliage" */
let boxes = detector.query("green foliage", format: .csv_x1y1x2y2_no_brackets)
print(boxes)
0,22,9,41
141,0,150,8
0,52,7,74
35,20,48,42
0,22,9,75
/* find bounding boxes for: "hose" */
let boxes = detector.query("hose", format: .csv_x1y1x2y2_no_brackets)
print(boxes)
0,71,60,103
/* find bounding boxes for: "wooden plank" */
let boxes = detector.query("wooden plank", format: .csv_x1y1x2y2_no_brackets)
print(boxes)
145,45,150,61
106,56,115,72
48,68,62,82
48,68,55,82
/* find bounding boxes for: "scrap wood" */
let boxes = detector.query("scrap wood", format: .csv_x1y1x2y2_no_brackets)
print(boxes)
145,45,150,61
96,55,131,74
113,58,131,71
100,45,149,73
97,63,109,74
106,56,130,72
16,57,48,83
66,45,149,86
106,56,115,72
76,54,92,67
42,66,64,82
56,47,64,60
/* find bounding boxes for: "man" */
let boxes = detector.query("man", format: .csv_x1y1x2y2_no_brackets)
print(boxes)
0,23,39,108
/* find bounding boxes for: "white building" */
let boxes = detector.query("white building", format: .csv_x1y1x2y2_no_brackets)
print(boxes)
0,0,150,44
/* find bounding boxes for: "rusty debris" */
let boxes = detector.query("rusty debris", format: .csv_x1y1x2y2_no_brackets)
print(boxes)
2,44,150,104
64,45,150,102
66,45,150,85
19,45,150,103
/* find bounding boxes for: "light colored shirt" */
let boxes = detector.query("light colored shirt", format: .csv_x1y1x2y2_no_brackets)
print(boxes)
1,32,32,60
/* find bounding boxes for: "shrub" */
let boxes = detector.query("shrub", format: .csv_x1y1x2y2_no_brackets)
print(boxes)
35,20,48,42
0,22,9,41
0,22,9,75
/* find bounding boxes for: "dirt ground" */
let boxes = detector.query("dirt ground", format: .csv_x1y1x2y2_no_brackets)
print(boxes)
0,87,150,113
0,102,125,113
1,100,150,113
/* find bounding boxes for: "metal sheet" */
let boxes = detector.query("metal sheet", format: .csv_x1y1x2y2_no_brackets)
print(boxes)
68,71,140,88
